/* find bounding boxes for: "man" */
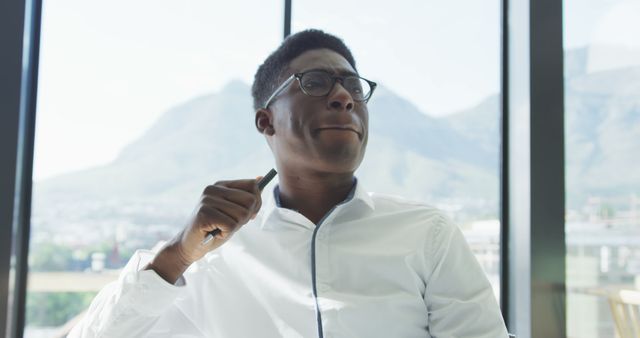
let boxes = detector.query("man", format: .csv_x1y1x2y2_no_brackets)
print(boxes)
69,29,508,337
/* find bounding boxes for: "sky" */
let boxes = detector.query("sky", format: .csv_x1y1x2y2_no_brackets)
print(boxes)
32,0,639,181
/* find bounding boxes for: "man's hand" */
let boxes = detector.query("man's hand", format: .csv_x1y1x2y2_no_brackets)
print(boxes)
146,178,263,284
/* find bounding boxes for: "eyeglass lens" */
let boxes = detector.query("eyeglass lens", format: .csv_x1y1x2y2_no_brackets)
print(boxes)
300,71,370,101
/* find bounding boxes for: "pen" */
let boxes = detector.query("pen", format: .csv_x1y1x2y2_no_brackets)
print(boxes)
201,168,278,245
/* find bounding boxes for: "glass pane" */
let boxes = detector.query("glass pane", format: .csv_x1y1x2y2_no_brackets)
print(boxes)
564,1,640,337
27,0,281,335
293,0,502,299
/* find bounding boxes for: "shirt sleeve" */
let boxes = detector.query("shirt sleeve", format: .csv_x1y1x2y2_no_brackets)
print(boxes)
423,214,509,338
67,249,187,338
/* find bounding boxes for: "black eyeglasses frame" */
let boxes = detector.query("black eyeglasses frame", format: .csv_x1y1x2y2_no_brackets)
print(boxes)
262,70,377,109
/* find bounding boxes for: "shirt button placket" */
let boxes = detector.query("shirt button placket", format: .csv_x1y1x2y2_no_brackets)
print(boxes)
315,226,331,295
313,220,334,338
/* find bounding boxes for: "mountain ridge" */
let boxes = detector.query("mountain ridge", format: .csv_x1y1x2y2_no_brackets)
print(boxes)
33,57,640,231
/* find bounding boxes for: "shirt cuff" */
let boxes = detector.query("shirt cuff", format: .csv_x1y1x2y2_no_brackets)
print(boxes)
119,249,187,316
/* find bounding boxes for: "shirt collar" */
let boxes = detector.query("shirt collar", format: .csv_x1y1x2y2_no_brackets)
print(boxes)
258,177,375,230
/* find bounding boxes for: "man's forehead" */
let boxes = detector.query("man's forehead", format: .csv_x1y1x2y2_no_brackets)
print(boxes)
288,48,356,75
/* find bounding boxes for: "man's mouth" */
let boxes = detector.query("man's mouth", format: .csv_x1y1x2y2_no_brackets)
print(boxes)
316,125,362,138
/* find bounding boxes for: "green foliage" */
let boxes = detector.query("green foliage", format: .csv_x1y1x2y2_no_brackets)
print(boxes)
26,292,96,327
29,243,74,272
599,204,616,219
29,241,127,271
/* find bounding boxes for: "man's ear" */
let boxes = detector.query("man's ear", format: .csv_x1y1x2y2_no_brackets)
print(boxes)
255,109,275,136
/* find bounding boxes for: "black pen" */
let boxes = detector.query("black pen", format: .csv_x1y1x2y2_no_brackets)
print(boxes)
201,168,278,245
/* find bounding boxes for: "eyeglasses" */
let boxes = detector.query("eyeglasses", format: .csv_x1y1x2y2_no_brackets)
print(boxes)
263,70,377,109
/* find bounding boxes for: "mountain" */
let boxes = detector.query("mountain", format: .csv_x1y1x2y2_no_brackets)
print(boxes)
443,95,500,167
32,54,640,239
564,65,640,207
37,82,499,203
32,80,500,237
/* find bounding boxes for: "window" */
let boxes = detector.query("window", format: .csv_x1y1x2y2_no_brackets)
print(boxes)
23,1,503,335
564,0,640,337
26,0,281,335
293,0,502,299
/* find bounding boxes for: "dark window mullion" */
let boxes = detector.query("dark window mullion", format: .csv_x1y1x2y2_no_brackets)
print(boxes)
0,0,28,335
0,0,42,336
500,0,511,326
506,0,566,336
284,0,292,38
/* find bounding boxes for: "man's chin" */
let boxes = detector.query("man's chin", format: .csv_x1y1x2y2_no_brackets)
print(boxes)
315,147,365,172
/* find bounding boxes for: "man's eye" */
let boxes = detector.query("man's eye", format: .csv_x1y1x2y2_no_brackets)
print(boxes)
347,84,363,94
303,81,323,89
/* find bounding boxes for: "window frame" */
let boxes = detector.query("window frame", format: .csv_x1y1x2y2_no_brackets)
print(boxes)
503,0,567,336
1,0,41,336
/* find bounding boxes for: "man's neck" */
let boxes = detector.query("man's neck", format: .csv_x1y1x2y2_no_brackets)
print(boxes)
276,171,355,225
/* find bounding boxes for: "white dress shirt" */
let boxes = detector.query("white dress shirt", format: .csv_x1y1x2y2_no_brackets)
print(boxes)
69,180,508,338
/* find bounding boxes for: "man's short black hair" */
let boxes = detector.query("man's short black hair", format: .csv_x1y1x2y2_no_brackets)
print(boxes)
251,29,357,110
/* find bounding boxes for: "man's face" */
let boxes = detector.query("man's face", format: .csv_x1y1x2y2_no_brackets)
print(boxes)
258,48,369,175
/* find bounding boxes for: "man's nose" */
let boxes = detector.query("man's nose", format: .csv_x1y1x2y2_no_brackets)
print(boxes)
328,83,354,111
